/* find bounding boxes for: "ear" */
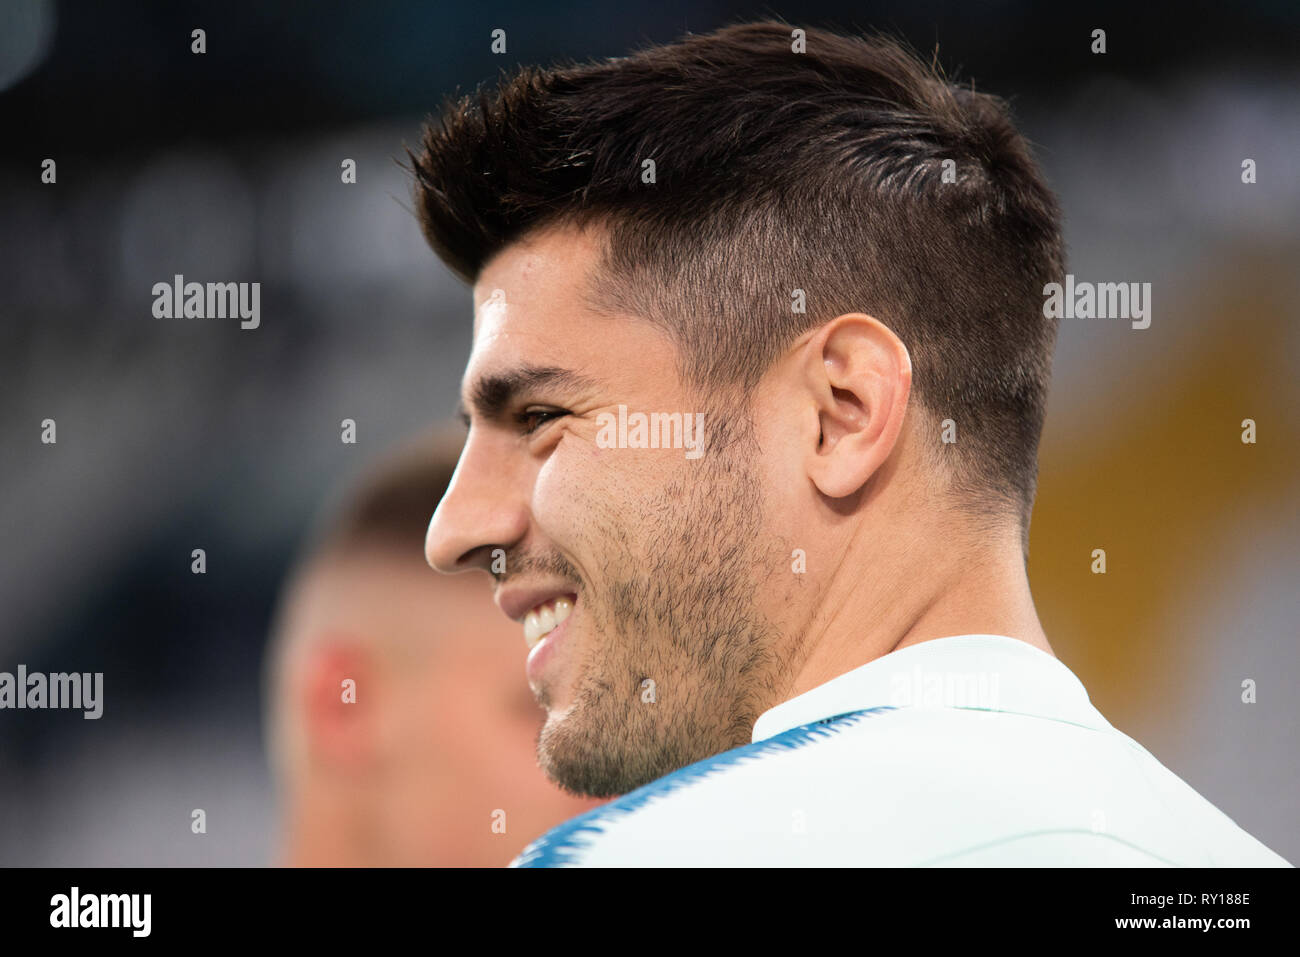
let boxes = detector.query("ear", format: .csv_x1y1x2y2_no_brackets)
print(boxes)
802,314,912,499
299,637,382,773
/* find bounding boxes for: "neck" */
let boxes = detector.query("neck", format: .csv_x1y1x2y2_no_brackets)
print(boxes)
776,511,1050,704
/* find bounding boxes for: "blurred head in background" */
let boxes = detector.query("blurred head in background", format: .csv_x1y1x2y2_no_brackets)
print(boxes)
264,430,599,866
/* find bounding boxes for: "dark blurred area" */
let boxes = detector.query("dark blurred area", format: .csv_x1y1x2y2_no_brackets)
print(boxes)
1,0,1297,864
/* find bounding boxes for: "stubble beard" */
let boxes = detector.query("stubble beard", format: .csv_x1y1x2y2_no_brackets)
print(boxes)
537,423,788,798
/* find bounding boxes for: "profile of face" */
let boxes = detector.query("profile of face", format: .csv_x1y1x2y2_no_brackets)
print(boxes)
426,225,805,798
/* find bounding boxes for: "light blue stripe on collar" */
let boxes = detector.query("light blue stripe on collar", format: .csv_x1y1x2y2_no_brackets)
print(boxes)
751,634,1109,742
512,707,895,867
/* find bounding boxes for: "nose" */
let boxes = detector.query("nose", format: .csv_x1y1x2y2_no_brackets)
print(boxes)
425,429,529,574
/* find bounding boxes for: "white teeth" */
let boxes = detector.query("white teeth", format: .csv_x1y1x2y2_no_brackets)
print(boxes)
524,611,543,649
553,597,572,625
522,597,573,650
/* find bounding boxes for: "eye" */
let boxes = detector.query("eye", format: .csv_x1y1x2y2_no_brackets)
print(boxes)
517,407,567,435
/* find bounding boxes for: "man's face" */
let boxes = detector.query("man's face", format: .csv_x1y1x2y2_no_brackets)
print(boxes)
425,224,795,797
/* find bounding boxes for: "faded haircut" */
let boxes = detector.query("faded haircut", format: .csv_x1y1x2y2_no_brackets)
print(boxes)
408,20,1064,537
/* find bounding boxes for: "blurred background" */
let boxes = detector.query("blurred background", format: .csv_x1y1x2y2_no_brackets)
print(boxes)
0,0,1296,865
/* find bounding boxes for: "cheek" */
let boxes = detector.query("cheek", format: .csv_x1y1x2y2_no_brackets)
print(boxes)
532,436,686,569
532,435,611,533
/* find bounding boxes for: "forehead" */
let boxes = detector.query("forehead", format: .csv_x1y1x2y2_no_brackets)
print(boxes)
472,224,602,338
463,225,674,394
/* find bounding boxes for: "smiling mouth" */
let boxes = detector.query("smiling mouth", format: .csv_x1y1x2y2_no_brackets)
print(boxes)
523,595,576,649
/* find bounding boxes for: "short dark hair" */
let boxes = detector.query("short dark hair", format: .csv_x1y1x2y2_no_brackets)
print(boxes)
409,20,1064,533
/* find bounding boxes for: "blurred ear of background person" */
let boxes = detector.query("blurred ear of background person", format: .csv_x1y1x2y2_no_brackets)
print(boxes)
263,430,601,867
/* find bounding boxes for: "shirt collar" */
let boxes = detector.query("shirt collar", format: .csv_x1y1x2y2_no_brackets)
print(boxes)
751,634,1110,742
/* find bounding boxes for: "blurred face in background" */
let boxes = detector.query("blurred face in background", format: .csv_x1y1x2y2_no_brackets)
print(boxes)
276,551,600,866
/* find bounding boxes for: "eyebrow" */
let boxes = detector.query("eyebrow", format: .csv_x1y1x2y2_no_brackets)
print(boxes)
458,365,599,428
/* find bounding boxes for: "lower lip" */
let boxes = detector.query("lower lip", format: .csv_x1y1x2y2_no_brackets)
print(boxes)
526,607,574,686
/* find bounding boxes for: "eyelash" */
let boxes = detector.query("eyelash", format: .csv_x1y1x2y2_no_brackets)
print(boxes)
517,408,566,435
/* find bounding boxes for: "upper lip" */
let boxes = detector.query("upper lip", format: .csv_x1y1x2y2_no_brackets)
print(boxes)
496,583,579,622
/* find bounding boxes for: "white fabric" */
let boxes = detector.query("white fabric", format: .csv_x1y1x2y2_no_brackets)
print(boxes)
511,635,1291,867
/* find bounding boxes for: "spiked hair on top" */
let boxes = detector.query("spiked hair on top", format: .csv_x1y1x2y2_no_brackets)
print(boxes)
409,20,1064,535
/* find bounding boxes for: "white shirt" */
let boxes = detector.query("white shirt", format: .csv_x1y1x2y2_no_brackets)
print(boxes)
511,635,1291,866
